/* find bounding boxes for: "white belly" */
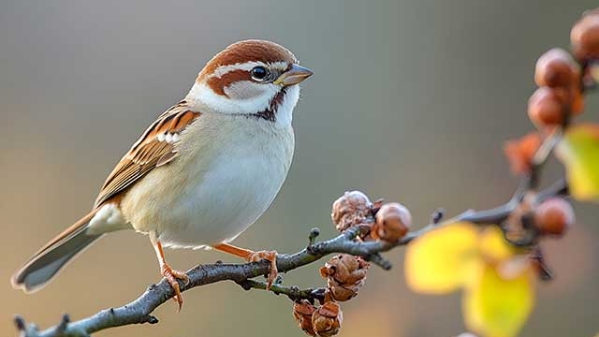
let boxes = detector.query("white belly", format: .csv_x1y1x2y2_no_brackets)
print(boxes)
120,114,294,249
161,144,290,248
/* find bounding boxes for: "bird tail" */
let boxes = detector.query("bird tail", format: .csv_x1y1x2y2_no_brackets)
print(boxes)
11,210,103,293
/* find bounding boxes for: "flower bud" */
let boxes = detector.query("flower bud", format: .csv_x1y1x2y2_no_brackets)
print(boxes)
320,254,370,284
331,191,373,232
534,197,575,237
528,87,568,128
571,9,599,60
293,300,317,336
534,48,577,88
532,47,585,117
319,254,370,302
372,203,412,242
312,302,343,337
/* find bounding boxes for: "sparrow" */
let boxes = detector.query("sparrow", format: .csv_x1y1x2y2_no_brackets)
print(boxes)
11,39,313,309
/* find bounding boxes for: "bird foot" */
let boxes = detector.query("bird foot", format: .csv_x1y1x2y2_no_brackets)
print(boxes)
160,264,190,311
247,250,278,290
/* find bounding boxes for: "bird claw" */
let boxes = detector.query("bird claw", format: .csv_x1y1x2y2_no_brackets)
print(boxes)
161,265,189,311
247,250,278,290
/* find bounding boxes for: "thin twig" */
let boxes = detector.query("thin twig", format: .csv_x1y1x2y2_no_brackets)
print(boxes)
236,279,327,303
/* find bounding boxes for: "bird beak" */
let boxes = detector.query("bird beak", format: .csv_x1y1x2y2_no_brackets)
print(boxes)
274,64,313,86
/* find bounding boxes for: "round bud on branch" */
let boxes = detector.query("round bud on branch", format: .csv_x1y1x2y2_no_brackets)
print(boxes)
571,9,599,61
528,87,569,128
331,191,373,232
311,302,343,337
372,202,412,242
319,254,370,301
535,48,578,88
531,47,585,121
534,197,575,237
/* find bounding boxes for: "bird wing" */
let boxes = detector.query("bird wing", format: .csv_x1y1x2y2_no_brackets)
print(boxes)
95,101,201,206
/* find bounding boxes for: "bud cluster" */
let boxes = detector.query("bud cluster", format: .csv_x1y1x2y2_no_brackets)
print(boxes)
529,49,582,129
293,300,343,337
526,10,599,131
331,190,412,243
292,254,368,336
320,254,370,301
330,190,373,232
295,190,412,336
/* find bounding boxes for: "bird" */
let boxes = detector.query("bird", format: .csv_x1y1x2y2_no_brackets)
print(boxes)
11,39,313,310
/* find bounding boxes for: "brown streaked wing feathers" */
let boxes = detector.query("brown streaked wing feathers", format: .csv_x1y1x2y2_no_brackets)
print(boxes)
94,101,201,206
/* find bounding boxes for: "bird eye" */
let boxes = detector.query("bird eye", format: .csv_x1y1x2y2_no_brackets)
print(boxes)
250,66,269,81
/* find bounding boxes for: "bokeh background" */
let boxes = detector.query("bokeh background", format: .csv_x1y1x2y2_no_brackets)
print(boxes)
1,1,598,336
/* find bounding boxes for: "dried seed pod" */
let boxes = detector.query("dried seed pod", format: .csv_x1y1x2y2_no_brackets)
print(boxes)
503,132,542,175
327,282,359,302
312,302,343,337
571,9,599,60
293,300,317,336
534,48,577,88
320,254,370,284
320,254,370,302
371,203,412,242
331,191,373,232
527,87,567,128
534,197,575,237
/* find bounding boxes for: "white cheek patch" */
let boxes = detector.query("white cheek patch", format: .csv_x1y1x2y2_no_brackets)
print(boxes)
224,81,268,100
187,82,278,116
225,81,272,101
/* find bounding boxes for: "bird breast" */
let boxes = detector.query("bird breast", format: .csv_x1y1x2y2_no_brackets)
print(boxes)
120,113,295,249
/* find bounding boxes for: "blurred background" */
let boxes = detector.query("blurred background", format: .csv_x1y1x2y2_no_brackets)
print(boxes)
1,0,598,336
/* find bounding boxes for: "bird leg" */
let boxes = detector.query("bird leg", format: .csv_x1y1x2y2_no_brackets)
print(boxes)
150,231,189,311
212,243,278,289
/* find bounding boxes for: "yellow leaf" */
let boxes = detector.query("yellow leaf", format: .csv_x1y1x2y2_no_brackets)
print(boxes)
405,222,480,294
464,264,534,337
478,226,517,263
556,124,599,201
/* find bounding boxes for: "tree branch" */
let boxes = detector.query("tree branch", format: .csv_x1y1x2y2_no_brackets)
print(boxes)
14,176,567,337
